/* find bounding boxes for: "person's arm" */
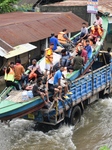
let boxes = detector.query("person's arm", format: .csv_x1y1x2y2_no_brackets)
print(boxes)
46,55,53,64
58,78,61,86
58,71,62,85
46,50,53,64
62,73,65,79
22,66,25,74
59,58,62,67
28,65,32,71
63,34,71,42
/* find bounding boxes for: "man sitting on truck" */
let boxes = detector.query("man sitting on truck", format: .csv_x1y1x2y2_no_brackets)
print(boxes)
53,66,72,99
58,29,72,51
67,50,84,72
90,24,103,42
59,49,71,67
28,59,42,81
85,40,92,59
32,77,50,103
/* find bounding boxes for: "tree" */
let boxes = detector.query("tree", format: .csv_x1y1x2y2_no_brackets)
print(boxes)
0,0,18,13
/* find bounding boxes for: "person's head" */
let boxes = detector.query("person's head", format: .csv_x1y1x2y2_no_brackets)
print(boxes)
61,49,66,56
55,35,58,38
16,59,21,64
82,22,86,28
77,50,82,56
32,59,37,66
49,43,54,49
51,33,55,37
10,62,15,68
62,29,67,33
60,66,64,72
94,24,98,30
50,69,55,76
96,14,100,20
107,47,111,53
86,39,90,45
37,77,42,85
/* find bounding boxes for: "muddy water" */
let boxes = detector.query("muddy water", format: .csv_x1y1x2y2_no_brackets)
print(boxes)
0,98,112,150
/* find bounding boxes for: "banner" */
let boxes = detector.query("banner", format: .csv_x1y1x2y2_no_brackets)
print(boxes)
87,0,99,14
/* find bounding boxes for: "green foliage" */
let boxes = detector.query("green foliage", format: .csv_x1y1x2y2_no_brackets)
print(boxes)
0,0,18,13
99,146,110,150
17,3,33,12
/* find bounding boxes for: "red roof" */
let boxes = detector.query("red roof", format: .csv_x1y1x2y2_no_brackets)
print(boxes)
0,12,87,47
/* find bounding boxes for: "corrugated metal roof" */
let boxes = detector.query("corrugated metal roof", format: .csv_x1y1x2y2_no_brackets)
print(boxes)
44,0,112,6
0,39,13,52
98,2,112,16
0,12,86,47
44,0,112,15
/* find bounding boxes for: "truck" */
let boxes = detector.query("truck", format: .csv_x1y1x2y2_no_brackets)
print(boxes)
23,51,112,126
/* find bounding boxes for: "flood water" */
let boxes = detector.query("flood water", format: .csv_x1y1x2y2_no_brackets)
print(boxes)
0,98,112,150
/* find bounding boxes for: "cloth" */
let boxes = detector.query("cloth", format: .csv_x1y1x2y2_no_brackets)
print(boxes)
28,63,41,73
85,45,92,59
95,17,102,26
14,63,25,80
60,79,66,87
50,36,59,51
32,85,40,97
6,81,19,90
48,83,55,92
73,56,84,70
45,48,53,64
54,70,62,85
103,53,111,64
81,49,88,63
81,27,88,35
61,52,71,67
45,63,52,71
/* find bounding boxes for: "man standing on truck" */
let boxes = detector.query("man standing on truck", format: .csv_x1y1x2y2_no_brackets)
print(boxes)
103,47,111,64
45,43,54,75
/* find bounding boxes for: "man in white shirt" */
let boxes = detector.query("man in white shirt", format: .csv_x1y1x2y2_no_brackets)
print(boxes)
73,22,88,45
80,22,88,39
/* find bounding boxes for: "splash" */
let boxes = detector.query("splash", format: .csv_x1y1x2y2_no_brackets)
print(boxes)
0,119,76,150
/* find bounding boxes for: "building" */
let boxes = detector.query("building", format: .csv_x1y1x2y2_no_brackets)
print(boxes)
0,11,86,69
40,0,112,48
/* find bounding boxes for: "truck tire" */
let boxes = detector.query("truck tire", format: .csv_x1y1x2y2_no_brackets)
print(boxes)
70,106,81,125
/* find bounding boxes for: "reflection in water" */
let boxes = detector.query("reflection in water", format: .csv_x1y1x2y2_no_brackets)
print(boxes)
0,98,112,150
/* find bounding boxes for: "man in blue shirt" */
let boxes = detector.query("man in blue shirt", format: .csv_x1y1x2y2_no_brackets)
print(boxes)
54,66,72,99
85,40,92,59
50,33,60,51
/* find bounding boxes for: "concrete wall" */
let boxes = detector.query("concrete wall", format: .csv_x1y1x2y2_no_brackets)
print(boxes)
40,6,91,23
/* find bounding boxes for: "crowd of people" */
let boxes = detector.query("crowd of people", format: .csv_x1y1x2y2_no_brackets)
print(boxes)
4,14,105,104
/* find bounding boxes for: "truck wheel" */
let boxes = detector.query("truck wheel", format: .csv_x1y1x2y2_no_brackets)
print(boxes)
70,106,81,125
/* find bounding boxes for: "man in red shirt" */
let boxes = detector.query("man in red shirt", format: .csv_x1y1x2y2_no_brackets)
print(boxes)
80,45,88,64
